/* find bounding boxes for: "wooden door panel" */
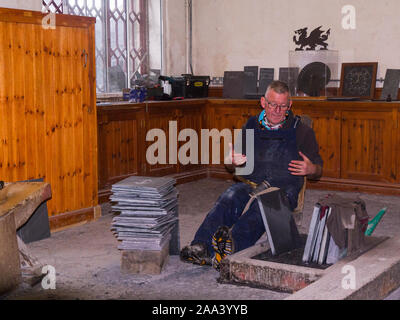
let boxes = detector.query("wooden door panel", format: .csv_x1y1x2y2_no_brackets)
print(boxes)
292,107,341,178
0,19,97,216
145,109,177,176
177,106,204,173
341,111,396,182
98,118,140,188
210,106,249,166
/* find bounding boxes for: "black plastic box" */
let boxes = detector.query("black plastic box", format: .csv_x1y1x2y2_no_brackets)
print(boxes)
183,75,210,98
169,76,187,98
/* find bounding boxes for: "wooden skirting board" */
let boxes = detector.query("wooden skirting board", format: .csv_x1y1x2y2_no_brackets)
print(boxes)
307,177,400,196
49,205,101,233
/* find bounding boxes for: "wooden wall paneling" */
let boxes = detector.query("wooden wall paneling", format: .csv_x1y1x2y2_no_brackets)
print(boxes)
120,120,128,177
0,23,5,178
125,117,140,176
24,23,36,181
54,25,65,213
112,120,121,179
65,26,79,211
176,104,205,174
208,86,223,98
33,24,46,182
105,120,115,182
207,103,246,175
396,109,400,184
97,116,109,190
341,110,396,183
97,116,113,191
145,105,178,176
62,25,73,212
88,21,99,208
248,104,262,117
42,27,57,216
97,99,400,200
11,22,27,182
0,9,98,230
71,24,84,209
0,22,11,181
292,104,342,179
109,120,118,181
97,106,145,200
81,25,97,208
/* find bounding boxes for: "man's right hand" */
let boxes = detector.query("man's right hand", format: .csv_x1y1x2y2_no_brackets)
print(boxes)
225,143,247,166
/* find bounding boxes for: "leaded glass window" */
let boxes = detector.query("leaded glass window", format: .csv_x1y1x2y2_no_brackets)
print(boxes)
42,0,160,93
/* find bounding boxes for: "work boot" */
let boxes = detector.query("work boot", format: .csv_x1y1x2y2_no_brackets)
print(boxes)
211,226,234,271
180,242,211,266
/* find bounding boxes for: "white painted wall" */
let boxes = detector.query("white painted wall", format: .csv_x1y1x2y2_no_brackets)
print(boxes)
149,0,162,71
0,0,42,11
162,0,187,76
161,0,400,85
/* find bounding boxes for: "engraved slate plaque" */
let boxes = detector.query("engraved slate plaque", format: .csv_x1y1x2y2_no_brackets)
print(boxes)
258,68,275,95
381,69,400,100
339,62,378,99
223,71,245,99
279,67,299,95
244,66,258,96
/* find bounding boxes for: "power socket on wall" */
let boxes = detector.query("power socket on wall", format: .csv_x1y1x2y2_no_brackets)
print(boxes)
211,77,224,86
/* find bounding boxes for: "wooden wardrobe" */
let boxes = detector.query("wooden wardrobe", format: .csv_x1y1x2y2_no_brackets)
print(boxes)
0,8,99,231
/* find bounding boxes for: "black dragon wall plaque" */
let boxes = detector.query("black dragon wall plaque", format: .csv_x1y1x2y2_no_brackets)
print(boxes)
293,26,330,51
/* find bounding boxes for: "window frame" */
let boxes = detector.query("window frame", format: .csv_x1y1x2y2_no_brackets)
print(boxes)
42,0,152,94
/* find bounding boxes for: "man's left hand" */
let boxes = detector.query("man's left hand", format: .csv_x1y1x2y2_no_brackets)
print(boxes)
288,151,316,176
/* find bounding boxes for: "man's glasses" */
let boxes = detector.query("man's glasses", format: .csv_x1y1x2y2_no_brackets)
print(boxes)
265,99,290,112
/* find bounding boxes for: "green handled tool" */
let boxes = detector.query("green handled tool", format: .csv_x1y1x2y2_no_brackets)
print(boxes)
365,207,387,236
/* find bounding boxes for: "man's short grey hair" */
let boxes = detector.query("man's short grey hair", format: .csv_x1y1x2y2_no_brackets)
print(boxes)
266,80,290,96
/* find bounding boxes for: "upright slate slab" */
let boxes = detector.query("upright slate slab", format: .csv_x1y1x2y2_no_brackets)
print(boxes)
381,69,400,100
256,189,302,255
258,68,274,95
223,71,245,99
243,66,259,96
279,67,299,95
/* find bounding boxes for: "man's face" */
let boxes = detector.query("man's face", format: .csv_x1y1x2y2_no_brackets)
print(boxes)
261,90,292,125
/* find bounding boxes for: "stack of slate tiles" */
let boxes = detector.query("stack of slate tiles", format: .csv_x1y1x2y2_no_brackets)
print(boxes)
110,176,179,252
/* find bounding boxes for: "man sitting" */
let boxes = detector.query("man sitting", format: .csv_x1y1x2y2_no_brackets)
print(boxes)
180,80,323,270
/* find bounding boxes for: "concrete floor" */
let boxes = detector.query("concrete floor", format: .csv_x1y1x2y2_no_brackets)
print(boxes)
2,178,400,300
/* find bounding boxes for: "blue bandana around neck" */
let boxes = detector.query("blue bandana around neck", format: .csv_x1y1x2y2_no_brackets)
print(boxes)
258,110,286,130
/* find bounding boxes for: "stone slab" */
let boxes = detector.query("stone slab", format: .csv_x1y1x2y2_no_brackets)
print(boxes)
121,242,170,275
219,235,388,294
287,236,400,300
219,240,324,293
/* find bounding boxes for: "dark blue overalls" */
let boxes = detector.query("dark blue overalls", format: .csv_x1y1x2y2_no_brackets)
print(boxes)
192,116,304,254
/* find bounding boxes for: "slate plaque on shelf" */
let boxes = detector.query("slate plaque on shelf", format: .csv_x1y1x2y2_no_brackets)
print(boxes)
381,69,400,100
244,66,259,96
339,62,378,99
223,71,245,99
258,68,274,95
279,67,299,95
